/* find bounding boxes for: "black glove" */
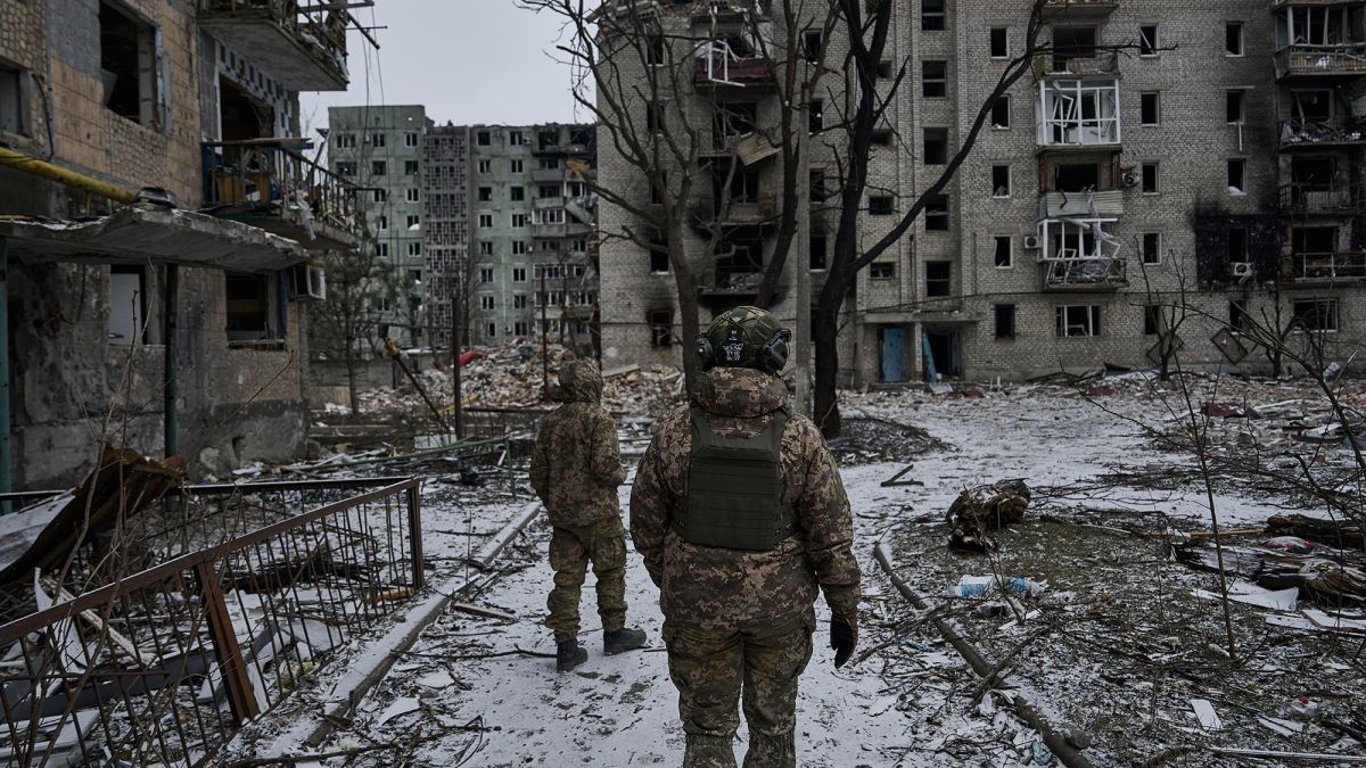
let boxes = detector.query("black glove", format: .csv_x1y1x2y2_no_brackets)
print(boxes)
830,611,858,669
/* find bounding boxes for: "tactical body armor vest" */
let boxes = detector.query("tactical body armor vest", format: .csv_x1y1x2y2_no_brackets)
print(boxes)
680,405,795,551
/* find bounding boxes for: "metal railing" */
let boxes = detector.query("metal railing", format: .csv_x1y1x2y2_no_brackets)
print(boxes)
195,0,348,85
1278,117,1366,148
202,139,360,248
1042,257,1128,290
1275,44,1366,78
694,41,773,86
1287,250,1366,280
1278,182,1366,214
0,477,422,766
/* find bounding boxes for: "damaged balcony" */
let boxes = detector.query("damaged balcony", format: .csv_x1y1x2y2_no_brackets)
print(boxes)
1036,217,1128,291
1278,182,1366,214
1285,250,1366,281
1275,3,1366,78
196,0,352,91
1037,79,1122,149
202,139,361,251
1277,116,1366,148
1042,0,1119,20
1039,189,1125,219
694,41,774,88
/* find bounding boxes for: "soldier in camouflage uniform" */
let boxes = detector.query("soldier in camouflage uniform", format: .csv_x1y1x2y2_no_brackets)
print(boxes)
631,307,861,768
530,360,647,672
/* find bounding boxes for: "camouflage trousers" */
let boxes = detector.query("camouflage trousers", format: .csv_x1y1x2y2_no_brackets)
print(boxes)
545,518,628,642
662,609,815,768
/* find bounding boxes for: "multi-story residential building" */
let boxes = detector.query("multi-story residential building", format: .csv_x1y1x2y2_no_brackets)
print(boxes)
0,0,362,488
328,104,433,346
595,0,1366,385
328,115,598,352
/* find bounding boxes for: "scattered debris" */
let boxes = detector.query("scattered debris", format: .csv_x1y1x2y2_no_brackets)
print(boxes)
946,479,1031,552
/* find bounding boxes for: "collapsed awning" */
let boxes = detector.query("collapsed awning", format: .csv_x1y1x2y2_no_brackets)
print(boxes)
0,204,308,273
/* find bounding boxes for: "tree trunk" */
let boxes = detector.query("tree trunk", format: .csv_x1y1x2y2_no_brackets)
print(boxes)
344,307,358,416
813,299,841,437
670,225,702,392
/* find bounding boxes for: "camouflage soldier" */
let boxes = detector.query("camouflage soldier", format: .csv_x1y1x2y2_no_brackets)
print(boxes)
530,360,647,672
630,307,861,768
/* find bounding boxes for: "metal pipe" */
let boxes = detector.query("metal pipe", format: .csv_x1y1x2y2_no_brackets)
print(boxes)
163,265,178,459
0,242,10,504
0,147,137,203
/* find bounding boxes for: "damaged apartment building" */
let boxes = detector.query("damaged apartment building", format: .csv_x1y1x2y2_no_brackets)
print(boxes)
0,0,368,489
596,0,1366,383
326,109,599,354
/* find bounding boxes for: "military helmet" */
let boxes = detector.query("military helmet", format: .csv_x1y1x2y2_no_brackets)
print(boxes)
696,305,791,374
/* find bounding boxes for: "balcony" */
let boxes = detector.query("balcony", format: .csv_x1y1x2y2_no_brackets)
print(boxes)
1040,189,1125,218
1277,117,1366,149
202,138,360,251
531,220,592,239
703,132,779,165
1275,44,1366,79
196,0,349,91
1278,182,1366,214
1037,79,1122,149
1041,257,1128,291
1272,0,1366,9
1285,250,1366,281
1042,0,1119,19
694,41,773,87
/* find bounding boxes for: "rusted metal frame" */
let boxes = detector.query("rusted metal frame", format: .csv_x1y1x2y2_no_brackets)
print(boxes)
0,478,420,643
196,560,259,725
407,485,424,590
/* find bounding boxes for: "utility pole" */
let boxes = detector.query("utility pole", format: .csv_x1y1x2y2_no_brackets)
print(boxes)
450,268,463,438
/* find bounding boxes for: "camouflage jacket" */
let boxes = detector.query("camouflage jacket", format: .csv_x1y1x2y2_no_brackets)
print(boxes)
530,361,626,528
630,367,861,628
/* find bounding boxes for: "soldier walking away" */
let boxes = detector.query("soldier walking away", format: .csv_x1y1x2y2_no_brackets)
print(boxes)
530,360,647,672
630,306,861,768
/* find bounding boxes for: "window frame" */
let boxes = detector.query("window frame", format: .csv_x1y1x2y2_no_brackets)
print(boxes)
991,165,1011,198
994,303,1016,339
1225,22,1245,57
993,235,1013,268
1055,304,1102,337
1140,91,1161,126
922,60,948,98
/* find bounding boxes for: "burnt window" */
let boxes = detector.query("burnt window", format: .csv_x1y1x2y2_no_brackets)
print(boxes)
1226,90,1245,123
994,236,1012,267
871,128,893,146
802,30,823,62
1055,163,1099,192
1292,299,1338,332
1141,232,1161,264
649,243,670,273
869,262,895,280
648,309,675,346
1052,26,1096,69
1228,227,1248,263
1141,162,1159,194
225,272,280,343
992,165,1010,197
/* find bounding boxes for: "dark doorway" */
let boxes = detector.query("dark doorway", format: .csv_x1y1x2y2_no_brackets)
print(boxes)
923,327,961,380
219,76,273,142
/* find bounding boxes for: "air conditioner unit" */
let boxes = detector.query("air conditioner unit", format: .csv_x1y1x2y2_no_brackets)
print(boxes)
1120,170,1140,188
1229,261,1253,278
290,263,327,300
1022,234,1041,250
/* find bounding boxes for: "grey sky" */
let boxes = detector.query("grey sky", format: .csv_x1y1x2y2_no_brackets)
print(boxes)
300,1,587,132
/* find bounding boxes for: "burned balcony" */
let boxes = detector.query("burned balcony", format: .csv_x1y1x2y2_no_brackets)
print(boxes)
1278,116,1366,148
690,0,772,21
1037,79,1122,149
1278,182,1366,214
1274,3,1366,78
196,0,351,91
202,138,360,251
694,41,773,87
1285,250,1366,281
1036,217,1128,291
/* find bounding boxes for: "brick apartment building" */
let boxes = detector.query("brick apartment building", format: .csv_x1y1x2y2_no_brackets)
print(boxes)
0,0,364,487
595,0,1366,385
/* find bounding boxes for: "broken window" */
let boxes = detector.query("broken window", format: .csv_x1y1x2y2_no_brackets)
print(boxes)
371,161,386,176
1038,79,1121,146
649,238,670,273
994,304,1016,339
925,261,951,297
869,262,895,280
992,165,1010,197
871,128,893,146
923,127,948,165
1141,232,1161,264
647,34,665,65
990,27,1008,58
1226,22,1244,56
1054,162,1100,193
1055,305,1101,337
1140,92,1160,126
100,1,160,126
1228,226,1248,262
407,242,422,257
509,130,525,145
714,101,757,148
714,233,764,278
1292,298,1339,332
404,160,419,175
922,0,945,31
1139,24,1159,57
809,99,823,134
377,215,388,231
478,159,491,173
922,60,947,97
868,195,894,215
1052,26,1096,70
648,309,674,347
992,96,1010,128
809,170,828,203
1141,162,1158,193
225,272,281,343
406,214,420,228
1282,6,1355,47
336,161,356,176
1228,159,1246,194
477,130,491,146
994,236,1012,267
1291,90,1333,125
1229,299,1251,333
925,194,949,231
810,233,827,270
1143,305,1161,336
646,100,664,134
1291,156,1335,191
1226,90,1245,124
539,184,560,199
109,265,158,345
802,30,823,62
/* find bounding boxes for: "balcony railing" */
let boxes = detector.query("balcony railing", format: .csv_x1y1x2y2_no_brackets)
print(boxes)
531,220,592,239
1037,79,1122,148
1042,0,1119,18
1272,0,1366,9
694,41,773,87
532,168,566,183
1278,117,1366,148
196,0,349,91
1275,44,1366,79
1041,257,1128,290
1040,189,1125,218
1278,182,1366,214
202,138,360,251
1286,250,1366,280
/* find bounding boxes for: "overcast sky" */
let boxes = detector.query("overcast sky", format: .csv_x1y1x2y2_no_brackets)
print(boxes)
299,2,588,133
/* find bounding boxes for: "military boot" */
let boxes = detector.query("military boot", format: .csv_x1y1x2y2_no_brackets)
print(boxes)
603,626,647,655
556,639,588,672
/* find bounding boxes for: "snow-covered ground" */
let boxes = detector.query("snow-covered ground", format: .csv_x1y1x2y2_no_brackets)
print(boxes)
228,377,1366,766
